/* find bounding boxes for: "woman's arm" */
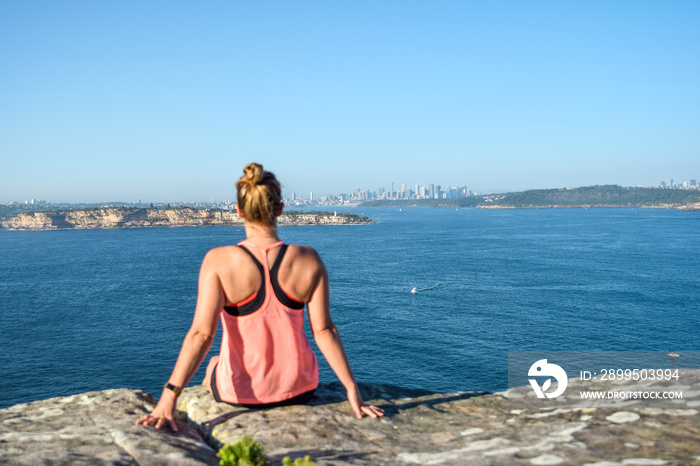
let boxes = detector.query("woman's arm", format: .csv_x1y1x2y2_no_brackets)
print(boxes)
306,253,384,419
136,250,224,431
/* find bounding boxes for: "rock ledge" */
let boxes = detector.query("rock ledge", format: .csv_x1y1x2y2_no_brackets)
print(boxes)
2,374,700,465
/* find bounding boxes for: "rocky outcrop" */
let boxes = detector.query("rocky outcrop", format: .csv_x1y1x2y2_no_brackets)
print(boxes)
0,389,217,465
177,375,700,465
676,202,700,211
2,373,699,465
3,208,374,230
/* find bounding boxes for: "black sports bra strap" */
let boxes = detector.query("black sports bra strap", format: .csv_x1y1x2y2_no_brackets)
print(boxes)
238,244,264,271
224,245,266,316
270,244,288,273
269,244,304,310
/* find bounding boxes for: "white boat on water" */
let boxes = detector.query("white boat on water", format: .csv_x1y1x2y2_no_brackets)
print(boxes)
667,351,680,359
410,287,417,294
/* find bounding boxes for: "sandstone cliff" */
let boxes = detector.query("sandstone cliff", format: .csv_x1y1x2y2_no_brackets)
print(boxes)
677,202,700,211
2,208,374,230
2,373,699,465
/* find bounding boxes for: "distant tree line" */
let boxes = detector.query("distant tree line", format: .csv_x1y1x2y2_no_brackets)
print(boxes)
360,186,700,208
283,210,373,222
491,185,700,207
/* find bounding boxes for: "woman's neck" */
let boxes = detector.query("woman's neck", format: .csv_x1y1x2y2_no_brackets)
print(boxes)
243,221,280,244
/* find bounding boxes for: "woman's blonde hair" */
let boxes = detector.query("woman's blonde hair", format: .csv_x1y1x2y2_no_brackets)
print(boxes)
236,163,282,225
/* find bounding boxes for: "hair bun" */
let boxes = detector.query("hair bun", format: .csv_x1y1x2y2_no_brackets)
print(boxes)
243,163,263,185
235,162,282,225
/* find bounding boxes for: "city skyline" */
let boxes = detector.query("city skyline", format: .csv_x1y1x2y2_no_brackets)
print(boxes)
7,176,697,208
2,2,698,203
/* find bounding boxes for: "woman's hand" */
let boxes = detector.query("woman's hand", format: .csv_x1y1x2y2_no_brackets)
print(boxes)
347,387,385,419
135,393,178,432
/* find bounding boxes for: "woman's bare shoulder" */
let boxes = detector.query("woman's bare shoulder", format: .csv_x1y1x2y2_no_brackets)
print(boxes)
285,244,325,268
286,244,321,257
202,245,245,267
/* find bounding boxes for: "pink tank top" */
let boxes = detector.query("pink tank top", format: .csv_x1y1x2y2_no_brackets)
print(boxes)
214,240,319,404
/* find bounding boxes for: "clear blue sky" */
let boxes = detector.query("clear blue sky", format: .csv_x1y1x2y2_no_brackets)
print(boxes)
1,1,698,203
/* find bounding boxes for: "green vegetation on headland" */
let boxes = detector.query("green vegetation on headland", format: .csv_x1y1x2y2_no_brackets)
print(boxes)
0,207,375,230
359,186,700,210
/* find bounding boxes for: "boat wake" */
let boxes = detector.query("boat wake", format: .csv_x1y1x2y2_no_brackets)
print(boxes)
410,283,441,294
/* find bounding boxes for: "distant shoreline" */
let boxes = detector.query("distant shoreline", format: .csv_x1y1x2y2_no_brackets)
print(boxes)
0,207,375,231
478,204,700,210
359,185,700,210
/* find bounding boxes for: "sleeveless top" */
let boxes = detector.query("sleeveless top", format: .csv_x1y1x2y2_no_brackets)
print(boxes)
213,240,319,404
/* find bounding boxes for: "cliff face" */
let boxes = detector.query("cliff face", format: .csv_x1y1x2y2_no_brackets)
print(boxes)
677,202,700,211
2,373,699,465
3,208,374,230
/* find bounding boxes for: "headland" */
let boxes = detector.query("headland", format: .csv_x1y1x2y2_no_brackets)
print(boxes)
0,208,375,231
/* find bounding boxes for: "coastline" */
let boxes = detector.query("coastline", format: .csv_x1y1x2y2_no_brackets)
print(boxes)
0,208,375,231
359,186,700,210
478,203,700,210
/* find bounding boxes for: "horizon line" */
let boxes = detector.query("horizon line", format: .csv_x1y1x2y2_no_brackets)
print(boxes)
4,182,698,206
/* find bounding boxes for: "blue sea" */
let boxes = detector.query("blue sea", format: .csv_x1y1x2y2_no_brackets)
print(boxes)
1,207,699,409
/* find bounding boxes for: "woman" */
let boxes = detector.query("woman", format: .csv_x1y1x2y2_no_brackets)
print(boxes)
137,163,384,431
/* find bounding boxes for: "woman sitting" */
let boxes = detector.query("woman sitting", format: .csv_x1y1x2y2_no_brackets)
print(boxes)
137,163,383,431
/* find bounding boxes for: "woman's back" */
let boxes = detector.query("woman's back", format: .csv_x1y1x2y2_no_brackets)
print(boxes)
212,240,320,404
207,241,324,308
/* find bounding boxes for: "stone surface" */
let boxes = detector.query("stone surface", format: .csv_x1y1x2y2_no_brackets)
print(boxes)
177,373,700,465
0,389,217,465
3,373,700,465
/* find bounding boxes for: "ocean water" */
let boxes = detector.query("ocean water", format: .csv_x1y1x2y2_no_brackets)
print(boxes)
1,207,698,409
